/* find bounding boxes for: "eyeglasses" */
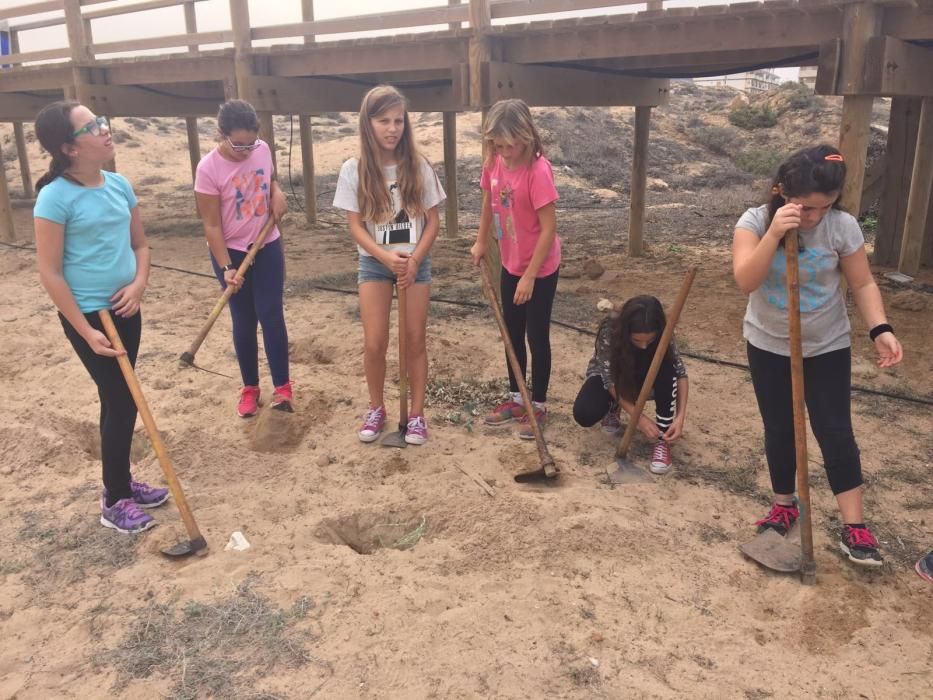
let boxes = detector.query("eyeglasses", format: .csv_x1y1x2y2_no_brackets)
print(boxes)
72,115,109,138
226,137,260,153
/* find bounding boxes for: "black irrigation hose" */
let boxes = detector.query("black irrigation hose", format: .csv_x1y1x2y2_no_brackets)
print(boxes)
3,239,931,407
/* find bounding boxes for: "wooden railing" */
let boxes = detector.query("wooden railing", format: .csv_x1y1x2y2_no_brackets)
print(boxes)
0,0,683,66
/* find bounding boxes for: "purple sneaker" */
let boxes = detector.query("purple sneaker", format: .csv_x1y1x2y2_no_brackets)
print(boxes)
130,480,170,508
404,415,428,446
358,405,387,443
100,497,156,534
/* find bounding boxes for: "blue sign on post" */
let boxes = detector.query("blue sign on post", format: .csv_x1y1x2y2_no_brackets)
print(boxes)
0,20,10,71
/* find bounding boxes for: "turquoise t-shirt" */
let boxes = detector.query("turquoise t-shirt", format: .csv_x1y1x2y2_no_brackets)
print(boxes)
34,171,138,313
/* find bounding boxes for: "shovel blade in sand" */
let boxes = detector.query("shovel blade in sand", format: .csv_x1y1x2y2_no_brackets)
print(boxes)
607,456,652,484
739,528,802,573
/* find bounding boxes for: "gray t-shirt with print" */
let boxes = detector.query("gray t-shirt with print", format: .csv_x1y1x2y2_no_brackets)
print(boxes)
735,205,864,357
333,157,446,257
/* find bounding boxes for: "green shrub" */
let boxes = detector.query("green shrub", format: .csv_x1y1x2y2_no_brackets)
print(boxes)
690,126,741,156
736,148,783,176
728,105,778,130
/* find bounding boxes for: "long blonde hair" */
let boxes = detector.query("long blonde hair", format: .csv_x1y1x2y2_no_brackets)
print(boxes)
357,85,425,224
482,99,544,168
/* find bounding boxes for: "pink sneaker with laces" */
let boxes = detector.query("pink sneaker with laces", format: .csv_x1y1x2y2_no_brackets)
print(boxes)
404,415,428,445
358,405,386,443
650,440,673,474
237,385,260,418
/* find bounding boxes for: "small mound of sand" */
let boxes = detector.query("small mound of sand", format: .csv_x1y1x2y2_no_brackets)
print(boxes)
248,408,312,453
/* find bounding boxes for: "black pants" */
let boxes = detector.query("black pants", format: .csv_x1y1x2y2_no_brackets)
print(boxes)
573,364,678,433
747,342,862,496
500,266,559,403
60,311,140,502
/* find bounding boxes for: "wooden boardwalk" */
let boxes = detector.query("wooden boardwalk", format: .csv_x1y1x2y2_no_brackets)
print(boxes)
1,0,931,269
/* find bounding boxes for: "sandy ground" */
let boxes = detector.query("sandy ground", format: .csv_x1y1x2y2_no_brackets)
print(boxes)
0,110,931,699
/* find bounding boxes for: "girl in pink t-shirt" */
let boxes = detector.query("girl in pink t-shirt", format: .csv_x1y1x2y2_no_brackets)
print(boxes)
194,100,291,417
470,99,561,440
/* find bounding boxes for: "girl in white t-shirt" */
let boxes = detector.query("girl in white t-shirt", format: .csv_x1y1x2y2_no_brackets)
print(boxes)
732,144,902,568
333,85,445,445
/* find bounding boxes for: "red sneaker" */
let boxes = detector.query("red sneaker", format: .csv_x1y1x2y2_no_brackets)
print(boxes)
754,502,799,536
271,381,293,412
840,525,883,567
237,385,261,418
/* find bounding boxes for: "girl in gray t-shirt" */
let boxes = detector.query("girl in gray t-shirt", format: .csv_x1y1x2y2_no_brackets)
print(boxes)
732,144,903,568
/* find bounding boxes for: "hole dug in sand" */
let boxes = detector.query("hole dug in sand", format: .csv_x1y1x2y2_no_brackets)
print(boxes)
248,407,312,453
315,509,440,555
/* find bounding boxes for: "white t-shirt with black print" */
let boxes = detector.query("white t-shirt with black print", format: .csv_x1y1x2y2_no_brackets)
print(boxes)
332,157,446,257
735,205,865,357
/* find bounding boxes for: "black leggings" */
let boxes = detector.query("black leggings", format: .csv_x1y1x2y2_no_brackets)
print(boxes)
747,342,862,496
60,311,141,502
573,364,678,433
500,266,559,403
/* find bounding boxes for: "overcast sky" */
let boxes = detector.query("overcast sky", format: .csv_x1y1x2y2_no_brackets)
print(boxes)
1,0,797,78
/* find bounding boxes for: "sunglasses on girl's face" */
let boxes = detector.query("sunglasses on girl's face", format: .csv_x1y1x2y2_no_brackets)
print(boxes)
226,137,260,152
72,115,110,138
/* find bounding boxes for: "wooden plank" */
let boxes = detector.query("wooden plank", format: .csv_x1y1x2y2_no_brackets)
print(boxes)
898,97,933,275
838,1,881,95
266,40,468,77
230,0,252,100
1,47,72,65
259,111,276,175
83,84,225,117
485,61,669,107
443,111,458,236
862,36,933,96
628,105,650,257
103,54,233,84
183,0,200,182
91,30,231,55
247,75,464,113
12,123,35,199
0,1,62,21
814,38,841,95
298,115,316,224
875,97,921,265
490,0,643,19
883,5,933,42
84,0,205,21
251,5,470,41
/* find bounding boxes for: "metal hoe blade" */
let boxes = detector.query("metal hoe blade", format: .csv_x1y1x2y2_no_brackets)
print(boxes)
162,535,208,558
381,425,407,449
607,454,652,484
739,528,802,573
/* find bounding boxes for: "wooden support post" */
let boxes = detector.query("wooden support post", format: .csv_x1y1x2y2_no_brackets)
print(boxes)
629,106,650,257
0,140,14,242
443,0,460,237
299,0,317,224
259,112,276,174
443,112,458,237
898,98,933,275
9,31,34,199
837,3,880,216
184,0,201,184
228,0,252,100
875,97,921,265
298,116,316,224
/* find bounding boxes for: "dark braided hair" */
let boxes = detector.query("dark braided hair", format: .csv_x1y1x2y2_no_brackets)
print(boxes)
34,101,79,193
608,295,675,403
766,144,846,225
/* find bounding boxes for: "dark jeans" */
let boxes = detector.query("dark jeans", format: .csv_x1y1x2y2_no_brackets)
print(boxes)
211,237,289,387
747,342,862,496
573,362,678,434
60,310,140,502
500,266,559,403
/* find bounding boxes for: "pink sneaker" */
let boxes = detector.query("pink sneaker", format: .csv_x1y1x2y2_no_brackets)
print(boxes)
358,405,386,443
650,440,673,474
271,381,293,412
237,385,260,418
405,415,428,445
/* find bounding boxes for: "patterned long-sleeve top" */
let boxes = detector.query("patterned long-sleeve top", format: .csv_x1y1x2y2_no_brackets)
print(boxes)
585,316,688,390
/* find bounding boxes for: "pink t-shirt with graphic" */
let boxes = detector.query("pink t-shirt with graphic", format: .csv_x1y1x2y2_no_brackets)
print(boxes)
194,140,280,252
480,154,560,278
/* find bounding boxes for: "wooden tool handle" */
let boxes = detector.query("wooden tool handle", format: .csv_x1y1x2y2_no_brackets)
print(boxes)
785,230,816,582
479,258,554,469
182,216,277,362
99,310,203,542
396,283,409,428
615,267,697,459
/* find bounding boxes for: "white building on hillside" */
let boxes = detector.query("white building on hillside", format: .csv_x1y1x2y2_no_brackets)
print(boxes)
799,66,818,90
693,69,781,94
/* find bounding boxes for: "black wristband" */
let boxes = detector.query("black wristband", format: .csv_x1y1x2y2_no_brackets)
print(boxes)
869,323,894,341
222,263,235,272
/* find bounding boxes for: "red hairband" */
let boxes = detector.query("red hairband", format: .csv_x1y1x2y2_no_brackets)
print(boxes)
824,154,844,162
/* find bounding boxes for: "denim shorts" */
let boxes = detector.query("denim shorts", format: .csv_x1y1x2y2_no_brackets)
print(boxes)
358,253,432,285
